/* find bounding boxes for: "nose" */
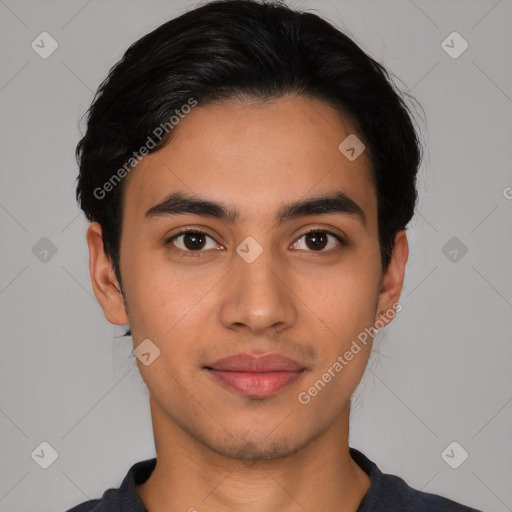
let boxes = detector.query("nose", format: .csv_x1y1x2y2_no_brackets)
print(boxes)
219,240,298,336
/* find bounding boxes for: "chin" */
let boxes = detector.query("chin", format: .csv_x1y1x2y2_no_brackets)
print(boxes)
203,434,304,461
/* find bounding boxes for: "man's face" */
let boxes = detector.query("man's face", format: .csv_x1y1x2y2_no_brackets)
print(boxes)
100,95,396,460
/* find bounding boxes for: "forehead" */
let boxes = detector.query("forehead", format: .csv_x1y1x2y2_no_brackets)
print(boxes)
122,94,377,229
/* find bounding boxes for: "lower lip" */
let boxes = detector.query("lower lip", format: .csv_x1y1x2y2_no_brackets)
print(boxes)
205,369,304,397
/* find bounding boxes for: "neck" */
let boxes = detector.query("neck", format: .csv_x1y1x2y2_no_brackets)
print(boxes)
137,396,370,512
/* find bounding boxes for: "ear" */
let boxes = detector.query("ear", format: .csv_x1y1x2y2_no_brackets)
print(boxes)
86,222,129,325
374,230,409,327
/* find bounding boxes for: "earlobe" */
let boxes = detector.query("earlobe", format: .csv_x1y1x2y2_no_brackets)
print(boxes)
86,222,129,326
375,230,409,327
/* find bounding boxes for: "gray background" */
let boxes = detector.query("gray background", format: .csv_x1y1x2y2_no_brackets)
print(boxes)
0,0,511,511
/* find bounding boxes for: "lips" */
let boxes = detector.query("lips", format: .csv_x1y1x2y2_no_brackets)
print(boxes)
207,353,305,372
204,353,306,397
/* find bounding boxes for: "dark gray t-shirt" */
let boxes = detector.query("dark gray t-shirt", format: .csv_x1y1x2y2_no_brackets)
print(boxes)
66,448,482,511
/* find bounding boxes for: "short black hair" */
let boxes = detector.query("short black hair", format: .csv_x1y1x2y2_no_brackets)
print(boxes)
76,0,423,287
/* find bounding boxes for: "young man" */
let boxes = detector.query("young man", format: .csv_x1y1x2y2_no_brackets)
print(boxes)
67,0,481,510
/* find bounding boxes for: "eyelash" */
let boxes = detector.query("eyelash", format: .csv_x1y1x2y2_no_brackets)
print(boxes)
165,227,345,258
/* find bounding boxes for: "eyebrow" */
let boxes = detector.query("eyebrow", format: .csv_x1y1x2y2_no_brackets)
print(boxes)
144,190,366,227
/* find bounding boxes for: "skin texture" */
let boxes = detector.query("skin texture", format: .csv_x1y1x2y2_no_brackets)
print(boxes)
87,94,409,512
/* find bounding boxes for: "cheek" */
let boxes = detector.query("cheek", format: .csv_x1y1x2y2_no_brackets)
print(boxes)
304,278,377,378
299,253,380,338
120,243,221,341
294,266,379,411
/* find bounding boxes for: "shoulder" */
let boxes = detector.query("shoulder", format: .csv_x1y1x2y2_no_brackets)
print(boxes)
64,458,157,512
64,489,117,512
350,448,482,512
376,472,482,512
64,486,127,512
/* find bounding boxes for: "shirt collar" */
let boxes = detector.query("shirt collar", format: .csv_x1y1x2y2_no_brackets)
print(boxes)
117,447,385,512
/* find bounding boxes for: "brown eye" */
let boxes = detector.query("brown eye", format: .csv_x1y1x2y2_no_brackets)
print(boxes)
166,230,219,254
305,231,328,250
182,232,207,250
292,230,344,252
